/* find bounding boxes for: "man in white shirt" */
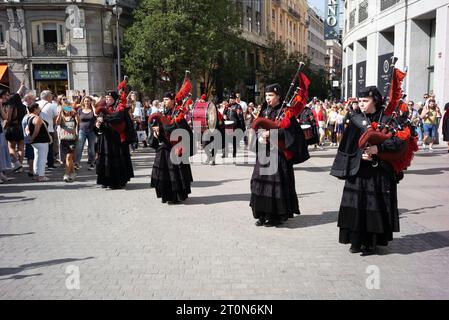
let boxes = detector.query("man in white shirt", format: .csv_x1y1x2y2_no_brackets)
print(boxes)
38,90,58,169
236,93,248,113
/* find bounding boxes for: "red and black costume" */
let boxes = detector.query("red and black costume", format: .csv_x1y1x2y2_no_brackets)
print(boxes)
331,84,417,255
250,82,310,226
148,92,193,204
96,81,135,189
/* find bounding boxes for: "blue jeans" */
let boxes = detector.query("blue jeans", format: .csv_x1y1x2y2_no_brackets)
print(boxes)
423,123,437,140
416,125,423,142
75,130,97,164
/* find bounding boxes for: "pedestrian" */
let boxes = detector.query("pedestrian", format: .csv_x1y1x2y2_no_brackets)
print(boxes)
420,98,441,151
26,103,52,182
56,104,80,182
3,81,27,173
442,102,449,153
38,90,59,170
223,92,245,158
0,91,13,183
331,86,404,255
74,96,97,170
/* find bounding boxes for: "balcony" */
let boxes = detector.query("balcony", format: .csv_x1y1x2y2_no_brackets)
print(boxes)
32,43,67,57
288,7,301,20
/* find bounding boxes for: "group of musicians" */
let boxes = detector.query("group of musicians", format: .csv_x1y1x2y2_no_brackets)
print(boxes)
94,68,414,256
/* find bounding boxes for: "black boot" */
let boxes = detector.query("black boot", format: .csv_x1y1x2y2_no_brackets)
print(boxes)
255,218,265,227
349,244,362,253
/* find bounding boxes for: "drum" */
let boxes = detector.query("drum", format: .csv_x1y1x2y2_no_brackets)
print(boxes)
224,120,236,135
301,124,313,140
191,101,217,132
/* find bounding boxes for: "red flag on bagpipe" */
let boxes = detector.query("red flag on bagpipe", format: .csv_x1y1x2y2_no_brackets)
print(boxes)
289,72,311,117
116,79,128,111
384,68,406,116
175,73,192,107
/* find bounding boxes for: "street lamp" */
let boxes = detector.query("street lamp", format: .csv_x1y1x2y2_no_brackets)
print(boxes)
112,5,123,86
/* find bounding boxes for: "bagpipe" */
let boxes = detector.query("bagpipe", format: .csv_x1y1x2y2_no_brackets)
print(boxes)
357,57,418,174
148,71,194,156
148,70,192,131
250,62,310,160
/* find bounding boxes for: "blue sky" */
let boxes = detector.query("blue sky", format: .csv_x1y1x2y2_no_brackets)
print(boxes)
308,0,325,17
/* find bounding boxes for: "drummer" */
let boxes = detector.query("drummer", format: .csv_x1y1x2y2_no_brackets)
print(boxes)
223,92,245,158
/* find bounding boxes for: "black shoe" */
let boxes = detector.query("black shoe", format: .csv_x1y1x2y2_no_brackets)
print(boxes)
255,219,265,227
361,246,377,256
349,245,362,254
264,219,281,227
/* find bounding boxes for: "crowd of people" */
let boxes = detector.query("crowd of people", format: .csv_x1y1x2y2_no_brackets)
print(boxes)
1,81,449,185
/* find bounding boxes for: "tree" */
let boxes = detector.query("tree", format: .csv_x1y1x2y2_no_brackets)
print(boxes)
123,0,245,98
259,35,330,101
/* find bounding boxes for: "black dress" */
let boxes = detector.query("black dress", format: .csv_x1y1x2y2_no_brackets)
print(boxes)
149,108,193,203
96,109,134,189
250,104,309,223
330,109,403,248
442,111,449,142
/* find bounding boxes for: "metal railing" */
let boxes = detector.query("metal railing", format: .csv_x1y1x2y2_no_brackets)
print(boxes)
32,43,67,57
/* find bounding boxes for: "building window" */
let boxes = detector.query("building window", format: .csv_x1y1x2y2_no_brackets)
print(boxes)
381,0,400,11
349,9,356,29
0,24,4,43
255,0,261,13
359,0,368,23
32,21,66,56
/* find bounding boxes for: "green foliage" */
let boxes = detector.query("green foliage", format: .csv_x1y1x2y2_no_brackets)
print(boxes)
123,0,243,98
259,34,330,101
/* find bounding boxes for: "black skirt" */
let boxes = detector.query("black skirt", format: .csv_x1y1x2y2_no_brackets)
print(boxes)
96,132,134,188
338,161,400,247
150,145,193,203
250,151,300,221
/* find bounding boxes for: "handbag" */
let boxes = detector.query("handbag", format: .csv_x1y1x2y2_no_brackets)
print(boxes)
136,130,147,142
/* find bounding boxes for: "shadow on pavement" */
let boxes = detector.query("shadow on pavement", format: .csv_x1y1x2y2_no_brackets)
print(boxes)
0,257,95,277
399,205,444,217
0,232,35,239
294,166,332,173
278,210,338,229
404,167,449,175
0,274,43,281
0,195,36,204
379,231,449,255
191,179,247,188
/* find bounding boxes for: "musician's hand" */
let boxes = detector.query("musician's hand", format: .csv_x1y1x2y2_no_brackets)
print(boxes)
153,127,160,138
262,130,270,143
362,152,373,161
223,115,228,120
365,145,378,156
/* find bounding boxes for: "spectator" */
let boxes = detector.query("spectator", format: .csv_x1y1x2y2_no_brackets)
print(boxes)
74,96,97,170
56,104,80,182
236,93,248,113
442,102,449,153
327,104,338,146
151,100,161,114
336,106,346,146
21,93,38,178
243,103,256,148
0,91,13,183
38,90,58,169
415,101,425,144
27,103,51,182
420,98,441,151
130,92,143,151
3,81,27,173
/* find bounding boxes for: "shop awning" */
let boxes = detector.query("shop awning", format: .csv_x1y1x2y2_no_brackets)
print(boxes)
0,64,8,82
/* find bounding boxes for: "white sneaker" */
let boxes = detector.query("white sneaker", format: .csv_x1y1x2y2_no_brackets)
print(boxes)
429,147,434,152
422,144,427,150
63,174,70,182
12,162,23,173
69,172,76,181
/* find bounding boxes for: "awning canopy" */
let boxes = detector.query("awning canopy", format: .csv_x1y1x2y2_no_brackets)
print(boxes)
0,64,8,82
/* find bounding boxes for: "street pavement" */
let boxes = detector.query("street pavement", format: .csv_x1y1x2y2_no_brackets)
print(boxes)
1,142,449,300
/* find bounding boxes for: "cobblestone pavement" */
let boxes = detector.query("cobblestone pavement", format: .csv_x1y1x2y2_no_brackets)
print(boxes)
1,143,449,300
